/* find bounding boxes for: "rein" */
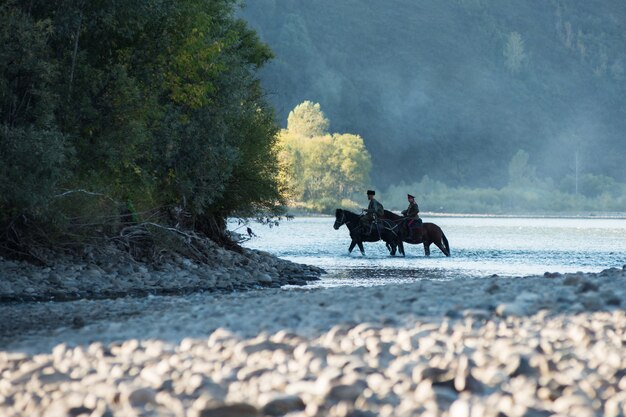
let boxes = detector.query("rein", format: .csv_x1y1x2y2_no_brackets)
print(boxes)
336,209,356,230
343,211,359,230
337,209,400,234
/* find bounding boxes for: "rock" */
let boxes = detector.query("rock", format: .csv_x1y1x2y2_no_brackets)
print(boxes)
507,355,536,377
415,367,455,387
521,408,552,417
123,387,157,408
85,268,102,279
563,275,581,286
118,264,134,275
516,291,540,303
432,386,458,408
486,282,500,293
327,381,367,403
605,295,621,306
462,309,490,320
496,302,528,317
454,371,483,393
577,280,599,293
261,394,305,416
580,295,603,310
48,272,63,285
257,273,273,284
72,316,86,328
449,399,470,417
444,310,462,319
192,403,259,417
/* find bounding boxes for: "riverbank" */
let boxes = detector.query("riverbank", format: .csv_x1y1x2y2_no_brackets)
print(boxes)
1,265,625,416
0,238,323,303
285,208,626,219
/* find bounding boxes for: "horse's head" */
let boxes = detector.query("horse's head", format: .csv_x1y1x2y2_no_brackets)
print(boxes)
333,208,346,230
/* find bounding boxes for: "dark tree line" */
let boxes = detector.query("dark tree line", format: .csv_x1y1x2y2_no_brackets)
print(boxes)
0,0,285,258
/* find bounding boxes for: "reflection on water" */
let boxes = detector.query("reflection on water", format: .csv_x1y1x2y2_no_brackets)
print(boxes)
231,216,626,287
318,267,462,288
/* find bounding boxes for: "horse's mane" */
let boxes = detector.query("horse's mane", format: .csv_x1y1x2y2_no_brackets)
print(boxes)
337,208,405,222
384,210,402,220
336,208,360,219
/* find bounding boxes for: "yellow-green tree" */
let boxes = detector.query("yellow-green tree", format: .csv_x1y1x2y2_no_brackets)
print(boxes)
286,100,329,138
278,102,371,212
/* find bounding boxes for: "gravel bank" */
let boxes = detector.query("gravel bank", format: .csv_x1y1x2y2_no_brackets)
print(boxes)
0,240,323,303
1,265,625,416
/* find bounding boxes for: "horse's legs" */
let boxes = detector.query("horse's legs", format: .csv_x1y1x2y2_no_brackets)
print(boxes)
357,241,365,255
434,239,449,256
348,240,357,253
390,243,397,256
423,241,431,256
399,240,405,257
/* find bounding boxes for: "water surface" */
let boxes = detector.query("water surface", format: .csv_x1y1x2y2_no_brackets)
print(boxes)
232,216,626,287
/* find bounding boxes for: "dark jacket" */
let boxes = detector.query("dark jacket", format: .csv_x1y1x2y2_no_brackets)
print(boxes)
366,198,384,217
402,201,419,218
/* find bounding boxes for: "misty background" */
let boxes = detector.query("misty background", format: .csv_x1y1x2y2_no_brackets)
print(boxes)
239,0,626,201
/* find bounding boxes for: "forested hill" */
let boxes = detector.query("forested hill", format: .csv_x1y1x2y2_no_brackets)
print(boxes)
240,0,626,189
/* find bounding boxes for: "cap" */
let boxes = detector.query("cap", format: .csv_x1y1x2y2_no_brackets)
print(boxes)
367,190,375,195
407,194,415,199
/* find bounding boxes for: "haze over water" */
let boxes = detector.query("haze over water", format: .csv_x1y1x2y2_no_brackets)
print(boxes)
235,216,626,287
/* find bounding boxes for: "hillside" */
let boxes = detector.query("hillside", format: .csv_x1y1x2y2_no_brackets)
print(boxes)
240,0,626,189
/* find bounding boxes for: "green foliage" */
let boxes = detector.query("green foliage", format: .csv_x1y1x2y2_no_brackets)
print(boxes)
279,102,371,212
0,0,285,251
0,4,70,223
287,101,330,138
0,127,69,216
559,173,620,198
385,175,626,214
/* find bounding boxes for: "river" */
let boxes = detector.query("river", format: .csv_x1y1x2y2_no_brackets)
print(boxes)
233,215,626,287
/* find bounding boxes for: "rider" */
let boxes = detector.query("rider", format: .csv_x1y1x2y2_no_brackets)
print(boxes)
361,190,384,234
401,194,422,238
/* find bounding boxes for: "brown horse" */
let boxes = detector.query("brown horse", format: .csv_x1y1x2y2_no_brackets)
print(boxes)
384,210,450,257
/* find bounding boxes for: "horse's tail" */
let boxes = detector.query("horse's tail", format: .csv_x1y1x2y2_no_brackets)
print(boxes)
441,231,450,257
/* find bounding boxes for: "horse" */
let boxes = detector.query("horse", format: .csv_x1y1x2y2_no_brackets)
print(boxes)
333,208,404,256
384,210,450,257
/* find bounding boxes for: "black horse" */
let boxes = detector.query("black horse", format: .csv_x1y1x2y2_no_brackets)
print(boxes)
333,209,404,256
384,210,450,257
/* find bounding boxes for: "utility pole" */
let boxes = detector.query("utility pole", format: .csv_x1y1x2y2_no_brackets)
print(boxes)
574,149,579,196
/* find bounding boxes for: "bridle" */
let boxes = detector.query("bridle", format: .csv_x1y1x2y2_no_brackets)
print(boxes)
335,210,346,227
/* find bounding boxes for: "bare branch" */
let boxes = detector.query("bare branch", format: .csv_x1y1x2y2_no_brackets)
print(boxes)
54,189,119,204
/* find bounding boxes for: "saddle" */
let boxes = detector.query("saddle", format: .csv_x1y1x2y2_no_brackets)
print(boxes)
363,220,381,236
360,216,382,236
406,218,423,240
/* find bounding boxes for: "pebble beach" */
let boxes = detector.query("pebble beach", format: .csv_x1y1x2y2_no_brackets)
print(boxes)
1,242,625,417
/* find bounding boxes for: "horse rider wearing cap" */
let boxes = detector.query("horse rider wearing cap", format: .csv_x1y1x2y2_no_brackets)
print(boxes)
402,194,422,238
402,194,420,219
361,190,384,234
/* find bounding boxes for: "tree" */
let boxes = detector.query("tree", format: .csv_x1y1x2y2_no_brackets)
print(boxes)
286,100,329,138
508,149,536,187
278,102,371,211
330,133,372,197
1,0,286,255
503,31,527,74
0,4,69,220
